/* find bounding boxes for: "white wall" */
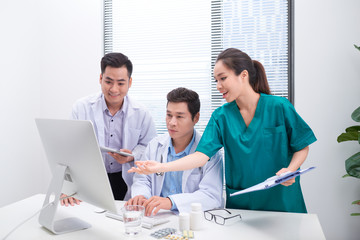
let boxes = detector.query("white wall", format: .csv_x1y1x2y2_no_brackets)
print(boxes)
38,1,103,119
1,0,360,239
295,0,360,239
0,0,103,207
0,0,43,207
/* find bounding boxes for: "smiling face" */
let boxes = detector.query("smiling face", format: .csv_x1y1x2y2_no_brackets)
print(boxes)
213,60,249,102
99,66,132,112
166,101,199,145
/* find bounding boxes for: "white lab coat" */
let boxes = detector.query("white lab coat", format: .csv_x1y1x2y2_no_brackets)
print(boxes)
71,92,157,200
131,130,224,213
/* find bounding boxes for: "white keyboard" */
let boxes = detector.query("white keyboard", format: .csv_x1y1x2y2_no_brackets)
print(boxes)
105,211,170,229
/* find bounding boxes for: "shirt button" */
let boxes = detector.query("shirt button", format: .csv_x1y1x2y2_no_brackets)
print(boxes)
111,119,113,122
110,162,113,165
111,134,113,137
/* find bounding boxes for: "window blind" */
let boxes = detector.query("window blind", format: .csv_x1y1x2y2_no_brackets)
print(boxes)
221,0,290,98
104,0,292,134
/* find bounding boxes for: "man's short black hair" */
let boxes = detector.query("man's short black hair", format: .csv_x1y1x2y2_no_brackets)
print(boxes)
101,52,133,78
167,87,200,120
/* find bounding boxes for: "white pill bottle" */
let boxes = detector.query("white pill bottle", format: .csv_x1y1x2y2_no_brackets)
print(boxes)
190,203,203,230
179,212,190,231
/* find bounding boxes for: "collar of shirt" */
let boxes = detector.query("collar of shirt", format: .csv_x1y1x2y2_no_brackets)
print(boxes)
168,129,196,160
101,94,127,116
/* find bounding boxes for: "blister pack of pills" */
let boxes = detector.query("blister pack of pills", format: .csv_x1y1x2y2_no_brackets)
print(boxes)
150,228,177,239
162,230,195,240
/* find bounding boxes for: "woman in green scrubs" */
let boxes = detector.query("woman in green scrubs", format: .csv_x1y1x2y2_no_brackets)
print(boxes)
130,48,316,213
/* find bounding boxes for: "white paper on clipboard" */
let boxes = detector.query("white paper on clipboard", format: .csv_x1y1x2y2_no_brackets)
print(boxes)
229,167,316,197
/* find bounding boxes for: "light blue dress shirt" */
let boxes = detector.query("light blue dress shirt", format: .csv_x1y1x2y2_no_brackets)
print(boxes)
102,95,126,173
160,130,196,211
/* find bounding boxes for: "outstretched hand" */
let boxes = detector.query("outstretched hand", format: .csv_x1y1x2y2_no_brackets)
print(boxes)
128,160,162,175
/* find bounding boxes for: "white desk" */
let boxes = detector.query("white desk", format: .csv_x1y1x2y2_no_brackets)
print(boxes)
0,194,325,240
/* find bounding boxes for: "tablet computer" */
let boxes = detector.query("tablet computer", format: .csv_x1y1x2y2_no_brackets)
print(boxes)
100,146,134,157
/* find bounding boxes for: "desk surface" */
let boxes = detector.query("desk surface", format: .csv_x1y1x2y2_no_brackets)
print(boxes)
0,194,325,240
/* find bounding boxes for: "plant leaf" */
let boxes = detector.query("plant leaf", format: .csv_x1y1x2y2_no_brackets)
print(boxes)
337,132,359,142
352,200,360,205
351,213,360,216
355,44,360,51
345,152,360,178
345,126,360,132
352,106,360,122
342,174,351,178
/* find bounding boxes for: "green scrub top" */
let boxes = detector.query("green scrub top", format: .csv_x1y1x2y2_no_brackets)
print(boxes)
196,93,317,213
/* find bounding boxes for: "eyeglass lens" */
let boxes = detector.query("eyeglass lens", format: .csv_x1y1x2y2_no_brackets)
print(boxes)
214,215,225,225
204,211,213,221
204,211,226,225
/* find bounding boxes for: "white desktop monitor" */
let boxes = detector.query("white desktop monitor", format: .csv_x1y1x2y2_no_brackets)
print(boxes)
35,118,118,234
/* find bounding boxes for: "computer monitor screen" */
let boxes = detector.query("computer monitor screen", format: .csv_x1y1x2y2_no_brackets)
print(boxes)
35,118,117,234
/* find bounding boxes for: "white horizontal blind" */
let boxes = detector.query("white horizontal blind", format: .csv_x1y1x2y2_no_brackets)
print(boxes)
104,0,290,134
105,0,212,134
222,0,289,97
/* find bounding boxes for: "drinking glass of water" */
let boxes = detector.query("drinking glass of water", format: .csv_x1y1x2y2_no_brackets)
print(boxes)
122,205,145,235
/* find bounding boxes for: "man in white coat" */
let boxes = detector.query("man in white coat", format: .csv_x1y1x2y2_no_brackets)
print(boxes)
127,87,223,216
66,53,156,203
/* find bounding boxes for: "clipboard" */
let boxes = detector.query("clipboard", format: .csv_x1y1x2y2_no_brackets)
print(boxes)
229,167,316,197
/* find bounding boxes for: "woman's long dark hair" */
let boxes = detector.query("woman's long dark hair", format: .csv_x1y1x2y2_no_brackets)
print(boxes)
216,48,271,94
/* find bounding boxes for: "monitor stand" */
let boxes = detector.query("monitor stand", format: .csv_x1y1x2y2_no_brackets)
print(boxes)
38,164,91,234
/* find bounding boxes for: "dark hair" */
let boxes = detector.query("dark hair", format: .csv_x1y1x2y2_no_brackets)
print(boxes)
101,52,133,78
216,48,271,94
167,87,200,120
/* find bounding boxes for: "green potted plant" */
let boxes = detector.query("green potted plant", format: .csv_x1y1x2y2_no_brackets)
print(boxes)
337,44,360,216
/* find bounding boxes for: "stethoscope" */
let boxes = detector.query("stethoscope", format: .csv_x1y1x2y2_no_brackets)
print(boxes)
155,155,164,176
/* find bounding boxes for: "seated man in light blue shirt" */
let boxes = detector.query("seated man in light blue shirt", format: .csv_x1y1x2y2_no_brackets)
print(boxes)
127,87,223,216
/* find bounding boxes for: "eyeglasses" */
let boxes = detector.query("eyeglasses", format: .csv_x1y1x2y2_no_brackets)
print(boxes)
204,208,242,225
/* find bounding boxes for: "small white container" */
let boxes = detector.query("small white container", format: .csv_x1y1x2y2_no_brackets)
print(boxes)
190,203,203,230
179,212,190,231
